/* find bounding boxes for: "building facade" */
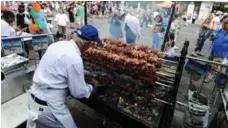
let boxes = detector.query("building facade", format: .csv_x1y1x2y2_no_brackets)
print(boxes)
187,1,228,20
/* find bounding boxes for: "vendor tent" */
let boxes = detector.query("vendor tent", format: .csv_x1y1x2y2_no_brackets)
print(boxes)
156,1,173,8
156,1,182,8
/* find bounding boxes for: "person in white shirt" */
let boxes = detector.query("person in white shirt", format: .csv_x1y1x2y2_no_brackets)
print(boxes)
1,11,16,37
192,11,197,24
209,12,220,31
54,2,60,13
164,33,177,61
55,8,69,34
124,11,140,44
1,11,29,57
26,25,103,128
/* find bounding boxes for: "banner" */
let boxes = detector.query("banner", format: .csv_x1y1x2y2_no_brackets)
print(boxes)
1,38,23,55
32,35,48,51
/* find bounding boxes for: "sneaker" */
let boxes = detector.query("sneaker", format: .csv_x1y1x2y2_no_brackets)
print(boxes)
191,52,198,57
174,45,179,50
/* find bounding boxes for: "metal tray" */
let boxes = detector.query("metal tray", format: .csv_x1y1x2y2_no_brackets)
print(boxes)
1,54,29,73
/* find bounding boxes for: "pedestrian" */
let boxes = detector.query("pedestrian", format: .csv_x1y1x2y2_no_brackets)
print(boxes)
54,8,69,34
41,3,53,24
77,3,85,27
164,33,176,61
68,4,75,28
26,25,102,128
205,17,228,83
192,11,197,24
17,4,33,58
1,10,28,57
147,9,152,26
191,24,211,57
50,2,54,12
170,14,183,50
54,2,60,13
101,3,106,17
16,4,30,33
108,5,112,17
209,11,220,31
124,11,140,44
1,11,17,37
152,23,162,49
93,4,98,15
140,10,148,28
109,10,124,40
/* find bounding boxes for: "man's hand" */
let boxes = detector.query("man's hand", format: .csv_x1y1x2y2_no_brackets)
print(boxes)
15,26,21,32
89,80,105,96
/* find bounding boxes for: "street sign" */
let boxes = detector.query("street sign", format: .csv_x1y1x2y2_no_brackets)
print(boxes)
32,35,48,51
1,38,23,55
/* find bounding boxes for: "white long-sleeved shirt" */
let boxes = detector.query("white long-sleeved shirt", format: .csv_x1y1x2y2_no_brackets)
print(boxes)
1,20,16,37
54,13,69,27
125,14,140,36
30,40,93,102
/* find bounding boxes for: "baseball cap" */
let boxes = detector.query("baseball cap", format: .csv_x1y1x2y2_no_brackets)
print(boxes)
75,25,102,44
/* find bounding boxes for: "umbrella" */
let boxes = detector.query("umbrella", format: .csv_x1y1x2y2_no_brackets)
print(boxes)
156,1,182,8
156,1,173,8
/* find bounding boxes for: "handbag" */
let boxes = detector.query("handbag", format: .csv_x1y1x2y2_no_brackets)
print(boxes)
24,14,31,25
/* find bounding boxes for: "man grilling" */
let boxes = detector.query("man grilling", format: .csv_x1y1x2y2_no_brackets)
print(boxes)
27,25,102,128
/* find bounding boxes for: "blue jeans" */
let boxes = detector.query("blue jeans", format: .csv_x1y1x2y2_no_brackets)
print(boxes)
125,24,137,44
152,33,161,49
195,38,206,52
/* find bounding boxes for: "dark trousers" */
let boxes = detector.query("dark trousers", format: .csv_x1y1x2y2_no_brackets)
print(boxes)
140,18,148,27
194,38,206,52
192,18,196,24
148,17,152,25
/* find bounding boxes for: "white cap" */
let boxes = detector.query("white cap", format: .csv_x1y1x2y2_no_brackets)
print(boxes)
216,11,223,15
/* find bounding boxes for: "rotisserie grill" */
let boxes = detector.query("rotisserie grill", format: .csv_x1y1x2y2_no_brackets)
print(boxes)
80,38,186,128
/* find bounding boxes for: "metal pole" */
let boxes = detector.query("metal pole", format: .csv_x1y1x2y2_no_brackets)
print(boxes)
1,33,56,40
84,1,87,25
161,2,176,52
187,56,228,68
158,40,189,128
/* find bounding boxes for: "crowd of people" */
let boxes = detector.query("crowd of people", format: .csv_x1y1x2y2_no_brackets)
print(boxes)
1,1,187,62
1,2,227,68
1,1,113,59
108,7,187,59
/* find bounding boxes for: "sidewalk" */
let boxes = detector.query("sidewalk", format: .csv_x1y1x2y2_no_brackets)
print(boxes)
195,19,205,25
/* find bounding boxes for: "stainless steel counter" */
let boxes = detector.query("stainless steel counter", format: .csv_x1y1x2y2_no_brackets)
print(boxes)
1,70,34,104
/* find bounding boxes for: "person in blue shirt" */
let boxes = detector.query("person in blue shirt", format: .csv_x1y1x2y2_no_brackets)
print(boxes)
191,24,211,57
109,10,124,40
211,18,228,58
205,17,228,83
